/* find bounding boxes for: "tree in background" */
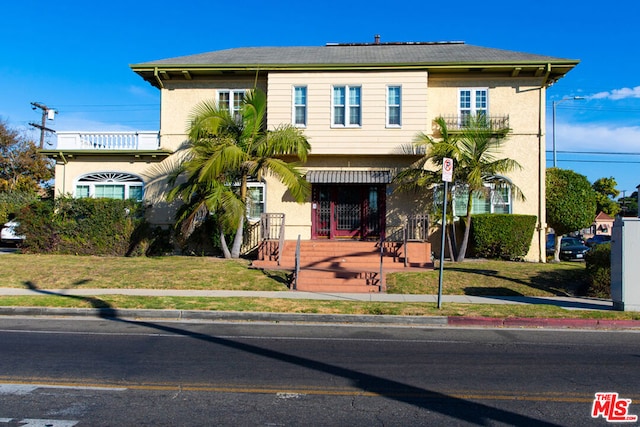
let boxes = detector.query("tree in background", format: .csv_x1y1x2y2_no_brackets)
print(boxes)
0,119,53,193
592,176,620,216
0,119,53,223
618,190,638,217
546,168,597,262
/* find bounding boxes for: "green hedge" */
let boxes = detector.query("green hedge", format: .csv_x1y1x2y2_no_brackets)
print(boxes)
470,214,537,260
584,243,611,298
0,191,39,224
16,197,172,256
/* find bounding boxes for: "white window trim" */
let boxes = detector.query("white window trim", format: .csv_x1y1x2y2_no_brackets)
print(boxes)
74,172,144,201
331,85,362,128
459,88,489,123
292,86,307,128
217,89,248,118
450,182,512,216
386,85,402,128
246,181,266,221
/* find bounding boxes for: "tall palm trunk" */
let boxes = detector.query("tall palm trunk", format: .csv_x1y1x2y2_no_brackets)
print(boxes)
219,225,231,259
230,216,244,258
456,192,474,262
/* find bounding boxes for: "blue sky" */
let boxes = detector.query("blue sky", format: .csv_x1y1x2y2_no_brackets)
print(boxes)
2,0,640,198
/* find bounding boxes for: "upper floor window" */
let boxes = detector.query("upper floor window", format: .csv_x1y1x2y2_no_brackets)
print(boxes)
218,90,246,119
332,85,361,127
293,86,307,127
75,172,144,201
387,86,402,127
459,88,488,125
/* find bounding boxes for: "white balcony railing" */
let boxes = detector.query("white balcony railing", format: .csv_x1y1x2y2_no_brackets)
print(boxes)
54,131,160,151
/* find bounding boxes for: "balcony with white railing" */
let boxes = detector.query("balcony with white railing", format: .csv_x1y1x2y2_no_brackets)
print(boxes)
54,131,160,151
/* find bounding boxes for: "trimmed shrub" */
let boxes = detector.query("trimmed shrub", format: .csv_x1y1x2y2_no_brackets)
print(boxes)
471,214,537,260
584,243,611,298
16,197,169,256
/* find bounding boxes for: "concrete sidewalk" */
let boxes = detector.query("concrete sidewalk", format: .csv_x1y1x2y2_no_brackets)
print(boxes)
1,287,637,330
0,287,615,311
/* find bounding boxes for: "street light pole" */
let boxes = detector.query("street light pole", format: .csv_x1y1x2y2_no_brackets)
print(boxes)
552,96,584,168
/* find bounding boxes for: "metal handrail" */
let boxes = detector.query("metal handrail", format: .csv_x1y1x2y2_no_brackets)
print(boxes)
293,235,301,290
277,214,286,266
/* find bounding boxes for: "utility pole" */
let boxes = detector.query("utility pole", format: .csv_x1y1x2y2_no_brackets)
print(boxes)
29,102,56,148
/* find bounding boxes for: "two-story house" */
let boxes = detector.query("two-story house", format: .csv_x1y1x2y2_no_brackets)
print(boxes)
44,39,578,288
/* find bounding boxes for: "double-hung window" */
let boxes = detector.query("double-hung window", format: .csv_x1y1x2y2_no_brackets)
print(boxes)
293,86,307,127
332,85,361,127
246,182,265,221
387,86,401,127
218,90,246,119
459,88,488,126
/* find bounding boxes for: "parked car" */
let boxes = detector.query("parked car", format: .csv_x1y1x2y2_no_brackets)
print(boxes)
555,236,590,261
0,221,25,245
586,234,611,247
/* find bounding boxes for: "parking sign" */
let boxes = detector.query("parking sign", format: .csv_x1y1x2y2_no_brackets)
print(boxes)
442,157,453,182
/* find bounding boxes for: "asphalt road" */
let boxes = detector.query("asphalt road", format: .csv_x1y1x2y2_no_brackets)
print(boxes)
0,317,639,426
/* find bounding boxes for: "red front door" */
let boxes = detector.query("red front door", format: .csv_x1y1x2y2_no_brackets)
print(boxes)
312,185,385,240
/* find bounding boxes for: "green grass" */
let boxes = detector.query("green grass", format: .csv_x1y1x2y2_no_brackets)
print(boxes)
387,260,589,297
0,253,634,320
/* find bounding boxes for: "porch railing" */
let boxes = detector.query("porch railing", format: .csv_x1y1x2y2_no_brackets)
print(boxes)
260,213,286,265
55,131,160,150
438,115,509,132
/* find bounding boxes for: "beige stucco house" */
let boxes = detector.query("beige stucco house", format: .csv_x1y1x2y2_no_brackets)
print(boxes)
43,39,578,265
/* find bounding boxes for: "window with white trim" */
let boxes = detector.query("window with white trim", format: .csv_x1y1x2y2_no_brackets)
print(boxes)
293,86,307,127
218,89,246,119
75,172,144,201
246,182,265,220
387,85,401,127
449,183,511,216
332,85,361,127
459,88,488,125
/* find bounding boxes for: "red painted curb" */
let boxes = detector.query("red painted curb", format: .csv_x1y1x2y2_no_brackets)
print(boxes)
447,316,504,327
448,317,640,329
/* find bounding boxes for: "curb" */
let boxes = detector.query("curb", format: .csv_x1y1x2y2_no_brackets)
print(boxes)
0,307,639,330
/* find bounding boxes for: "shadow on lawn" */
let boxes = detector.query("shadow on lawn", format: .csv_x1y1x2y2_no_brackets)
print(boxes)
447,265,589,297
20,280,562,427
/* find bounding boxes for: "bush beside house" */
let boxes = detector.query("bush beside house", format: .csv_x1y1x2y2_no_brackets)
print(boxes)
584,243,611,298
470,214,537,260
16,197,172,256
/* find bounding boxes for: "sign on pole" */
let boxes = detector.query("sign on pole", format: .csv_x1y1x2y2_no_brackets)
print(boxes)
442,157,453,182
438,158,453,309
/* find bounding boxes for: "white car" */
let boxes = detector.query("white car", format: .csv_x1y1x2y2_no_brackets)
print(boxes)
1,221,25,245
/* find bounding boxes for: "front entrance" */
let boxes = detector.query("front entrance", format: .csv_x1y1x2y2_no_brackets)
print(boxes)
312,185,386,240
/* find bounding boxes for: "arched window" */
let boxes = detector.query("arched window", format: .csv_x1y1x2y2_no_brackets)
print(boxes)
75,172,144,201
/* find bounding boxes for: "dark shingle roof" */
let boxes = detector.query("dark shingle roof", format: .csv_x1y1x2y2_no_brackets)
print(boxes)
138,42,574,67
131,42,579,88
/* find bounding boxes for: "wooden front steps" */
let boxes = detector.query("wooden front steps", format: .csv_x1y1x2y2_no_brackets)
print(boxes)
252,240,433,293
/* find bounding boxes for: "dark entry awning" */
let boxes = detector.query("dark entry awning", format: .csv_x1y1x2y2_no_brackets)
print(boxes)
306,170,391,184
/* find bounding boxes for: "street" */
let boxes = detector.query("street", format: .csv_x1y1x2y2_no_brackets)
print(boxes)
0,317,639,426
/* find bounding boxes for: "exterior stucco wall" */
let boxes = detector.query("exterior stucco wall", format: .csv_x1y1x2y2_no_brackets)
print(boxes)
52,156,177,226
159,77,267,151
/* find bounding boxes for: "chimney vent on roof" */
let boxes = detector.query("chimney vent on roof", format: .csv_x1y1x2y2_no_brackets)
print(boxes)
374,34,380,45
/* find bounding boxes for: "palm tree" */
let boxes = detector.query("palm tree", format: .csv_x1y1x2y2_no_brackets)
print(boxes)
167,89,310,258
396,115,524,262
